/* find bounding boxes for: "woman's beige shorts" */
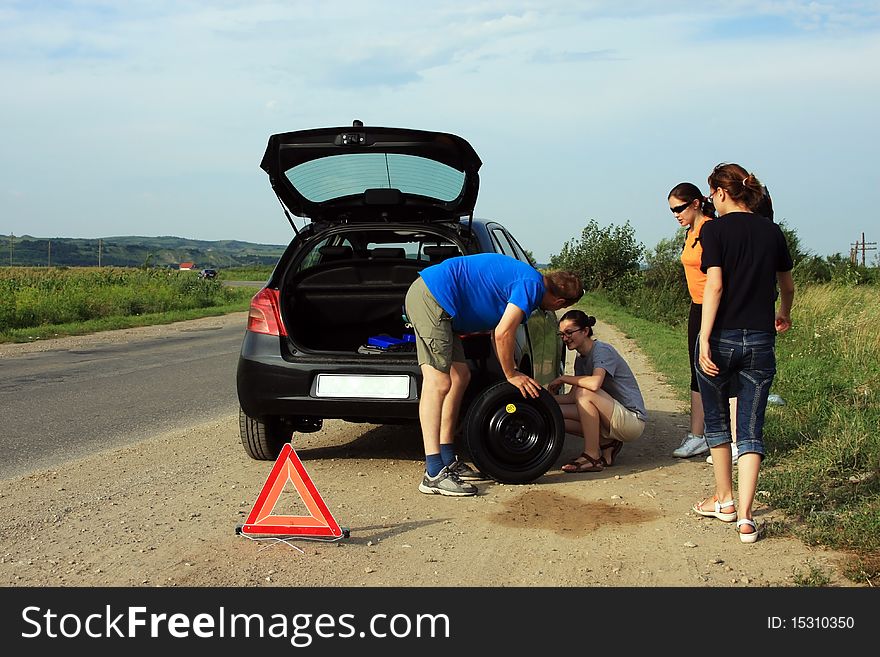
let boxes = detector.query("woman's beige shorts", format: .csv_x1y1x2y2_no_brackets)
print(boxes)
604,400,646,443
404,277,466,373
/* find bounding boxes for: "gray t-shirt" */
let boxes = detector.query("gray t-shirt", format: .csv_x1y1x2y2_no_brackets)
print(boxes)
573,340,648,421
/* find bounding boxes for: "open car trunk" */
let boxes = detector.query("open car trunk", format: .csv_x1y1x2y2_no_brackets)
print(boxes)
282,259,424,354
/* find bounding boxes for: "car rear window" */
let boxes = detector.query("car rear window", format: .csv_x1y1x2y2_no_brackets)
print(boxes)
286,153,466,203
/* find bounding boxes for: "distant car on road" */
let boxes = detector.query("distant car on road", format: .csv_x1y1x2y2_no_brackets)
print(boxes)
198,268,218,279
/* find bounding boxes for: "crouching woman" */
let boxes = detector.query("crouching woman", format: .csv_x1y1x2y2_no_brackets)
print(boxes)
548,310,648,472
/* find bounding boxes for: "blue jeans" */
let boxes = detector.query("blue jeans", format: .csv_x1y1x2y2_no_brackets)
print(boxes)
695,329,776,459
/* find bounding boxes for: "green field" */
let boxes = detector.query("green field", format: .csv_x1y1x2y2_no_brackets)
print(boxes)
0,266,254,342
220,265,275,281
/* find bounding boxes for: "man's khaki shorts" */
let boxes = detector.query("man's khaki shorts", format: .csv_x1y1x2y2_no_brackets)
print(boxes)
603,399,646,443
404,277,466,373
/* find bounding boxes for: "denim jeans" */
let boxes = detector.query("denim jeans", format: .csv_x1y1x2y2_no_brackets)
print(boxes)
695,329,776,459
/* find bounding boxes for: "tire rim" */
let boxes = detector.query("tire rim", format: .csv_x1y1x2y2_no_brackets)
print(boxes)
483,398,555,471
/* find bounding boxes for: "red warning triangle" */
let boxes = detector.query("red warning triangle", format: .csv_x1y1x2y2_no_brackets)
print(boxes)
241,443,343,538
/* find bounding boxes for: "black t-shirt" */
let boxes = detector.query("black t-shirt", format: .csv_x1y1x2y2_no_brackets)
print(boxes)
700,212,793,333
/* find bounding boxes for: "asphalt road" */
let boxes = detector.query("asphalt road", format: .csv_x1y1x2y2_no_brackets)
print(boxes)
0,320,245,480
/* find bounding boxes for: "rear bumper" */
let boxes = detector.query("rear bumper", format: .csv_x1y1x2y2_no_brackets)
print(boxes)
236,332,421,422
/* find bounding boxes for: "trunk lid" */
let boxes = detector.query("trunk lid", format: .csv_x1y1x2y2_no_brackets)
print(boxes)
260,121,482,224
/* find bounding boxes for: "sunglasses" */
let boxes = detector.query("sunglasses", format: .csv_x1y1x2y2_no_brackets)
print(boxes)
556,328,586,339
670,202,691,214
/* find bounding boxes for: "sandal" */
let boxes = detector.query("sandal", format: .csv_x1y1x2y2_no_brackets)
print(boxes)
737,518,759,543
561,452,604,473
600,440,623,467
692,496,737,522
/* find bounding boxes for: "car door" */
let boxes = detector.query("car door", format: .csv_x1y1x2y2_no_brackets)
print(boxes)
486,224,561,386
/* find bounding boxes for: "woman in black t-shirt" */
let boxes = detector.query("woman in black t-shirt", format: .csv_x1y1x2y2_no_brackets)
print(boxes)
692,163,795,544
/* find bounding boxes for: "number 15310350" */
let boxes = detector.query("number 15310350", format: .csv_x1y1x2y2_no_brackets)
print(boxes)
768,616,854,629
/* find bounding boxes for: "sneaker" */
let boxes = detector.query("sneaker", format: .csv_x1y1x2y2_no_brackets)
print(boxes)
672,433,709,458
706,443,739,465
448,459,489,481
418,466,478,497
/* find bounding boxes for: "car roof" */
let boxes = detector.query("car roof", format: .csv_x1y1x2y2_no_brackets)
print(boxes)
260,121,481,225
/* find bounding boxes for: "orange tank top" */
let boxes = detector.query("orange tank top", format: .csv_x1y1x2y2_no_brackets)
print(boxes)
680,216,712,304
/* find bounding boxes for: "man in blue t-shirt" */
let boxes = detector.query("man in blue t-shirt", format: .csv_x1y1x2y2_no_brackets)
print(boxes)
404,253,583,496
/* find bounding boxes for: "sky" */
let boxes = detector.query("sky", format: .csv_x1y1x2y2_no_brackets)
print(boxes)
2,1,879,263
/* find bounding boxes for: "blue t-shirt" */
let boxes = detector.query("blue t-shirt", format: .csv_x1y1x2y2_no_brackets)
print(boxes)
419,253,545,332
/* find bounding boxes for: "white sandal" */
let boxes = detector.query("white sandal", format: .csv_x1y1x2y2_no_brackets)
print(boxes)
692,496,737,522
737,518,759,543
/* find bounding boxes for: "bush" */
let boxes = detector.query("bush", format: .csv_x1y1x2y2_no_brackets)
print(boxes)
548,219,644,293
597,229,690,327
793,253,875,287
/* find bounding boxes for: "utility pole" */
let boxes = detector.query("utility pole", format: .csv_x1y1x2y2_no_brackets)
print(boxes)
850,233,877,266
8,233,12,266
861,232,876,267
48,240,51,267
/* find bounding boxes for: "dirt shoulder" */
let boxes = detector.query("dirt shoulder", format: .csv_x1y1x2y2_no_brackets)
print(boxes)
0,314,859,587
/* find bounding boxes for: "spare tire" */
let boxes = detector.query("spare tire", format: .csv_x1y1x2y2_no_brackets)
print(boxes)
463,381,565,484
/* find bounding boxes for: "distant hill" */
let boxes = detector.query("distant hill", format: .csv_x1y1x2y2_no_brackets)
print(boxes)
4,235,286,268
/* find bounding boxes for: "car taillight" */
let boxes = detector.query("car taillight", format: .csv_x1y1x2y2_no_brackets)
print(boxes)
247,288,287,336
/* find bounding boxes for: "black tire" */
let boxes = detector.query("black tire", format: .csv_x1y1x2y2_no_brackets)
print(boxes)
239,408,292,460
463,381,565,484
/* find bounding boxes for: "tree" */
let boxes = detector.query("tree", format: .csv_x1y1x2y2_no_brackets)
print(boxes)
548,219,644,291
643,231,687,291
777,219,807,266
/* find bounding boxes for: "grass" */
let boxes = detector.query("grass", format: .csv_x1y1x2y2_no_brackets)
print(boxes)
0,300,252,343
584,286,880,586
791,563,833,587
220,265,275,281
0,266,255,343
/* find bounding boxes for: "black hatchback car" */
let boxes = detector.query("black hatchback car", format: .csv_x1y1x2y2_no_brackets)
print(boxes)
237,121,566,483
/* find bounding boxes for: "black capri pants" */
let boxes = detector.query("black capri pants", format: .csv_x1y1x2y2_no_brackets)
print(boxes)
688,301,701,392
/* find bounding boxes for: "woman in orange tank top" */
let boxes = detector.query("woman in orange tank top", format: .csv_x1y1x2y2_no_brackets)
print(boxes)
667,182,737,460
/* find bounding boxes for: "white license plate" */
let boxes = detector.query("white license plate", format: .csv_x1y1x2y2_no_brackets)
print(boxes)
314,374,411,399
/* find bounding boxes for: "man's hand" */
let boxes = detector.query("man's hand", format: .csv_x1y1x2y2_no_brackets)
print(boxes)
508,373,541,399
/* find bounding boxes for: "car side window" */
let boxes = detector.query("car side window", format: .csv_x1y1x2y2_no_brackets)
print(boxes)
297,238,330,271
491,226,534,264
490,227,517,259
507,233,535,265
296,237,356,272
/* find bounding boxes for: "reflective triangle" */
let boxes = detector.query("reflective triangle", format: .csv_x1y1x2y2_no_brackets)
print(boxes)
241,443,343,538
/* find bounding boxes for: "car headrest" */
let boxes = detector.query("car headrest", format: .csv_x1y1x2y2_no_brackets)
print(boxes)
423,245,461,262
318,245,353,261
371,247,406,259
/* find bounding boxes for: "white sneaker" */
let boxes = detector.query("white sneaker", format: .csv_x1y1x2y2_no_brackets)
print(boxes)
673,433,709,458
706,443,739,465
